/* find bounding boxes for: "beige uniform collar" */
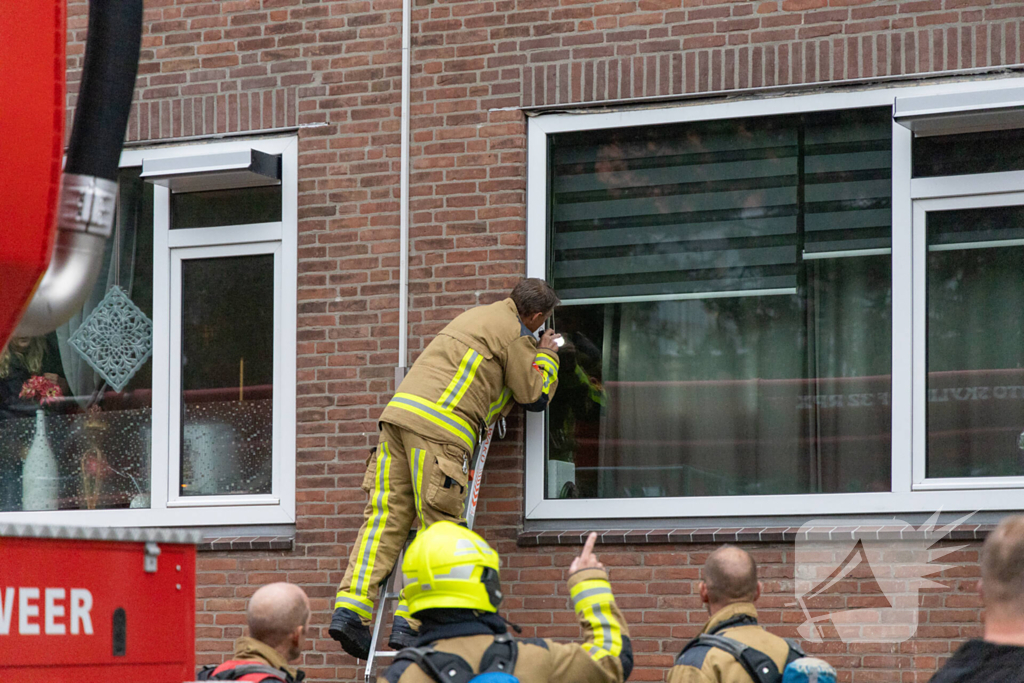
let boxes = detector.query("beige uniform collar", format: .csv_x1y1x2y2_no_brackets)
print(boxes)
701,602,759,634
232,636,298,678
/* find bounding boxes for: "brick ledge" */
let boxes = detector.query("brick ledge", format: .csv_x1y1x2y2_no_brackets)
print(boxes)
517,523,996,546
198,535,294,552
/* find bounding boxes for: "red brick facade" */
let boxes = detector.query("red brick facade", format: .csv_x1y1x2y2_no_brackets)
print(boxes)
63,0,1024,680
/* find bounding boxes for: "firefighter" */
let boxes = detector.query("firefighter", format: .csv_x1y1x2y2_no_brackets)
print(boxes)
198,582,310,682
330,278,563,659
381,521,633,683
669,546,802,683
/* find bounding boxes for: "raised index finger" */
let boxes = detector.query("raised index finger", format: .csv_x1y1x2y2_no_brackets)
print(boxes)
581,531,598,559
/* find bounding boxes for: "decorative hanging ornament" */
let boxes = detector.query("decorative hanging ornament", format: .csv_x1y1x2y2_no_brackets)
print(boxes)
69,285,153,392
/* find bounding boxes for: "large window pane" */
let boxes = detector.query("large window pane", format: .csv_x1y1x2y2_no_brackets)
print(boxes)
546,109,893,499
0,168,154,511
926,205,1024,478
180,254,274,496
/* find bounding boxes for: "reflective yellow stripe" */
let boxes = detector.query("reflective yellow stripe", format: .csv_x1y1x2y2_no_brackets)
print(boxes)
570,579,615,609
353,440,392,598
335,593,373,620
411,447,426,525
389,393,476,450
447,352,482,410
572,578,622,660
439,349,482,410
534,354,558,372
487,387,512,423
534,354,558,393
394,600,411,620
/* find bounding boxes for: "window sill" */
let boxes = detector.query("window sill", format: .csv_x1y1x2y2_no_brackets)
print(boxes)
517,521,996,546
192,523,295,552
198,533,293,552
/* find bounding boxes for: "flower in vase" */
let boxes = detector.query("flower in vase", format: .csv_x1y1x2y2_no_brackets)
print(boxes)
19,375,64,406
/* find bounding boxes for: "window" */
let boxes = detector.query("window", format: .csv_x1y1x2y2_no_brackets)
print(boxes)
547,109,893,500
526,79,1024,519
0,137,297,526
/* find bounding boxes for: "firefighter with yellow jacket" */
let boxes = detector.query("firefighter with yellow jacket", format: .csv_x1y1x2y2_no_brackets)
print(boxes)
330,279,563,659
381,522,632,683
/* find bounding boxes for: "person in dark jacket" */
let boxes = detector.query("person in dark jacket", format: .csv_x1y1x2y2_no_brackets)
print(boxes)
930,515,1024,683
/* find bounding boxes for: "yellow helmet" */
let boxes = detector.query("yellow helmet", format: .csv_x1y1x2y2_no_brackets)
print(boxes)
402,521,503,615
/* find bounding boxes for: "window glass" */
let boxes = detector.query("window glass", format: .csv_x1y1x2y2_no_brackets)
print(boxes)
0,168,154,511
170,185,281,229
926,205,1024,478
546,109,893,499
179,254,274,496
913,128,1024,177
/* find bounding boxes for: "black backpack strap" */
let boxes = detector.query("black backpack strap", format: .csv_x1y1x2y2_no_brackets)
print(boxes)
783,638,805,667
196,665,218,681
393,646,476,683
684,634,781,683
478,633,518,675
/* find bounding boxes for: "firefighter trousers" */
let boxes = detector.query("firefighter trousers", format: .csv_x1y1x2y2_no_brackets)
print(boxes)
335,421,472,626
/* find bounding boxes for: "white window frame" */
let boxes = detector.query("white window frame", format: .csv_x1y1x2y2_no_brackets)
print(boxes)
525,76,1024,520
0,136,298,526
911,181,1024,492
168,240,284,508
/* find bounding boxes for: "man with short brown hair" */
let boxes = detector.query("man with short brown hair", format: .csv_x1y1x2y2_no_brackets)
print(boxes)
929,515,1024,683
330,278,563,660
669,545,802,683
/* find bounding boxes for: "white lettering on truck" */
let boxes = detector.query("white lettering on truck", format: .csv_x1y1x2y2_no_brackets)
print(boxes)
45,588,65,635
0,588,92,636
0,588,12,634
19,587,39,635
70,589,93,635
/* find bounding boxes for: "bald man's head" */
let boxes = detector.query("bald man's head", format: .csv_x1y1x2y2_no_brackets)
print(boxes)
703,545,759,605
982,515,1024,616
247,583,311,651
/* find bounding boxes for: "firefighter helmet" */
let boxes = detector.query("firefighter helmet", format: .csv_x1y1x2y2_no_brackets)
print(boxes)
402,521,503,614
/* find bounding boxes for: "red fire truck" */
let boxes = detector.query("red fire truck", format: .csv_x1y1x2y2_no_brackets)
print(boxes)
1,2,201,679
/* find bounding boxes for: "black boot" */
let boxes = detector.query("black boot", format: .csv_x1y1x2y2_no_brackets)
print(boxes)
329,606,371,660
388,615,418,651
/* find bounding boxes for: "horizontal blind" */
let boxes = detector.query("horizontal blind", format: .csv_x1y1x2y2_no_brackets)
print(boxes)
550,108,892,302
551,123,799,302
804,111,892,255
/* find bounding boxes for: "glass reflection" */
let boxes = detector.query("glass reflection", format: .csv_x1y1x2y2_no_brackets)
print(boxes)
546,108,893,499
180,254,275,496
927,206,1024,478
0,168,154,511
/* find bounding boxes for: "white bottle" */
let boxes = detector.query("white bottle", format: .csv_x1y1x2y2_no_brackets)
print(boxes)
22,409,59,510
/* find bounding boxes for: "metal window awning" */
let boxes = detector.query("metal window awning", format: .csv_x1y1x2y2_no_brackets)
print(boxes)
894,87,1024,136
141,149,281,192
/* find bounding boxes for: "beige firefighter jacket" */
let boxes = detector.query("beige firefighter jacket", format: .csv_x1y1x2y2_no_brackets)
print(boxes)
668,603,793,683
379,298,559,453
381,568,631,683
219,636,303,681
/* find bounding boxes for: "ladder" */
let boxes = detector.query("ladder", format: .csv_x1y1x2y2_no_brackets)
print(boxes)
362,420,503,683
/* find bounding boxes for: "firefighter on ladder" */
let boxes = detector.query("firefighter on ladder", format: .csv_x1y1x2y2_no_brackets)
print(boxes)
330,278,563,660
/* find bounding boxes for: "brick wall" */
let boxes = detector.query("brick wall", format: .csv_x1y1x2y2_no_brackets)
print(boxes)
63,0,1016,680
